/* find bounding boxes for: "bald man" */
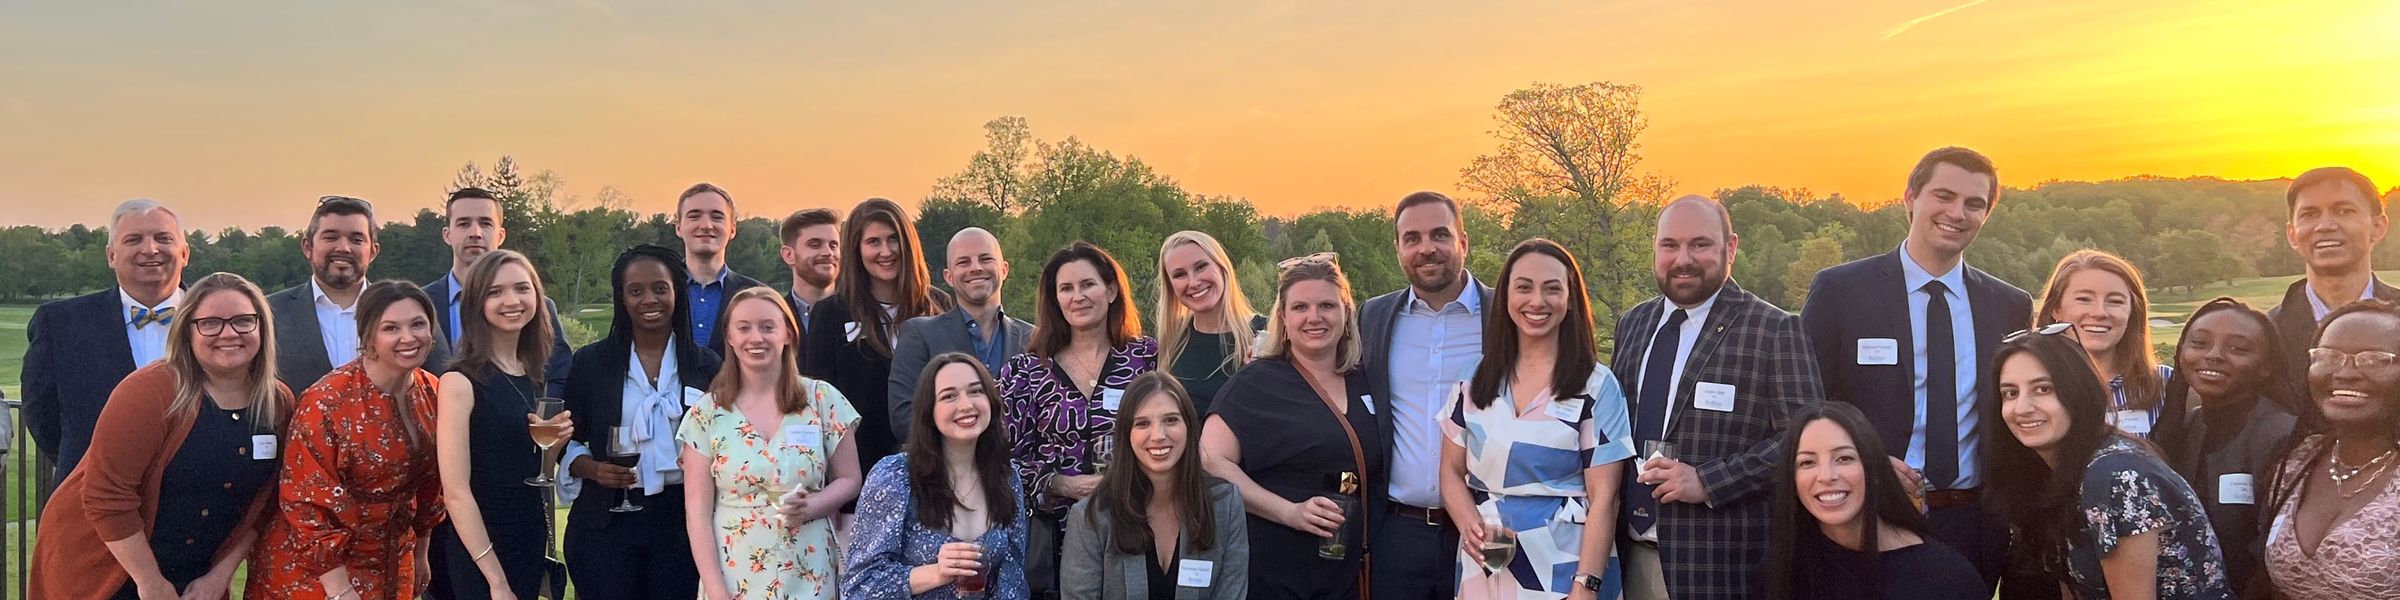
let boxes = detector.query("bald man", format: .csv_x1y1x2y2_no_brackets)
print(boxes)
884,227,1033,442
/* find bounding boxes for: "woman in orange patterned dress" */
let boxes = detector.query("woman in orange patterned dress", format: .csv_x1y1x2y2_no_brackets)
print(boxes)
248,281,447,599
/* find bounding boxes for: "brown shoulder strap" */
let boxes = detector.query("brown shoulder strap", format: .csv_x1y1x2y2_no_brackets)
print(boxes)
1294,362,1373,600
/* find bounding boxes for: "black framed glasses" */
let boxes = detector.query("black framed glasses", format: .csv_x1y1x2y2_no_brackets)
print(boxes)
2308,348,2398,371
192,314,262,336
2002,322,2075,343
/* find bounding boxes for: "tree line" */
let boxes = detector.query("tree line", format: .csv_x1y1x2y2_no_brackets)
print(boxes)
1,83,2357,352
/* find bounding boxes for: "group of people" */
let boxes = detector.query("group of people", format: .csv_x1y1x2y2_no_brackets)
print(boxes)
15,148,2397,600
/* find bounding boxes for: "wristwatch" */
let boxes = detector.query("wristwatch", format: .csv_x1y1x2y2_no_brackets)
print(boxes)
1574,572,1604,592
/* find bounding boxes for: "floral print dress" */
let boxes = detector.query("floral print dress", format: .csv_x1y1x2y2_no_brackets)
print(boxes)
246,362,446,599
2065,437,2234,600
676,379,860,600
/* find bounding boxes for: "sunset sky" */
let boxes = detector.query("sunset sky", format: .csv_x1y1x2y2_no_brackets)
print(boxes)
2,0,2395,231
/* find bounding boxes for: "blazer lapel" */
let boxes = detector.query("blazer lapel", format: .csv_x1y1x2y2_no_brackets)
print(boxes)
273,287,332,375
1665,285,1743,441
92,289,138,373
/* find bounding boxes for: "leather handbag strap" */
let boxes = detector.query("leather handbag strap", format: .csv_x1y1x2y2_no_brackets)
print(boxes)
1295,361,1372,600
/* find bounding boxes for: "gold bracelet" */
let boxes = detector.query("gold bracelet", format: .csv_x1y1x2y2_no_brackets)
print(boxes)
472,542,496,563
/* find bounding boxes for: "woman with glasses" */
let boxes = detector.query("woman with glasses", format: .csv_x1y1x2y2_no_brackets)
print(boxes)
2262,300,2400,600
31,273,292,600
1983,324,2231,599
246,280,447,599
1199,253,1384,600
2157,298,2299,599
1155,231,1264,414
2034,250,2172,439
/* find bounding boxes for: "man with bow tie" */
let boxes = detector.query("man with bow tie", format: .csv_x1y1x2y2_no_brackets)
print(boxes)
22,199,191,480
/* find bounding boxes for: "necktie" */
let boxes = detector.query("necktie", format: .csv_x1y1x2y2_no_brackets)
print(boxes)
130,306,175,329
1625,308,1687,533
1924,280,1958,489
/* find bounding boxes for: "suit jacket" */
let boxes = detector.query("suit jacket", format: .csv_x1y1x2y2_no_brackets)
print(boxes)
2265,277,2400,382
421,274,577,397
1060,480,1250,600
1800,248,2032,469
1609,281,1823,600
885,308,1033,443
558,336,722,531
1356,280,1494,501
21,288,142,476
266,283,338,394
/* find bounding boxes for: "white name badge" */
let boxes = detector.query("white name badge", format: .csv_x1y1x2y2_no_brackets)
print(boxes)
1545,398,1583,422
1857,338,1900,365
784,424,821,449
843,322,863,342
1176,559,1215,587
2112,409,2153,435
251,435,278,460
1099,388,1124,412
1693,382,1737,412
2219,473,2256,505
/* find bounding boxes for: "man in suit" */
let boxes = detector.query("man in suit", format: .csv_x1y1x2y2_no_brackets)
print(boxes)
421,187,573,393
1801,146,2032,597
23,199,189,479
1615,195,1822,600
267,196,379,393
2267,167,2396,377
887,227,1032,442
1358,191,1491,600
675,183,767,350
779,207,842,339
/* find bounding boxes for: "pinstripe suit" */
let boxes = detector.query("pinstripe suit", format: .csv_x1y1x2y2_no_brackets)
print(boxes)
1609,281,1823,600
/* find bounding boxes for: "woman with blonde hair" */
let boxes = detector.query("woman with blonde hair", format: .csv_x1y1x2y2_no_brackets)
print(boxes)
1155,230,1263,414
2035,249,2171,439
31,273,292,600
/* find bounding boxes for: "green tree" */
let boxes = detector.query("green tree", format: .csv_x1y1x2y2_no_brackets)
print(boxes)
1782,225,1851,309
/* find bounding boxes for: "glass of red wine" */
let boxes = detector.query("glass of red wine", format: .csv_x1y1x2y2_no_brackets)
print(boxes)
608,426,643,513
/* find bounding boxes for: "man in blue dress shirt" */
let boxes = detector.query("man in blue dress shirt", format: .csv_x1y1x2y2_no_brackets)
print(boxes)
674,182,764,351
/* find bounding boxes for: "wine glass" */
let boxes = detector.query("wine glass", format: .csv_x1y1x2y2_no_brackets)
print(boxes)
1480,522,1518,572
525,398,568,486
608,426,643,513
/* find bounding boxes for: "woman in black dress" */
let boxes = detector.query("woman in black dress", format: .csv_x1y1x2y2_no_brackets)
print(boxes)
1153,230,1263,414
1198,253,1383,600
436,250,574,600
560,245,723,599
802,197,952,476
1760,402,1984,600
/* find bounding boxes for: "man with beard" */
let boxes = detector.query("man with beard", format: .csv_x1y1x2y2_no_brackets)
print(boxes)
267,195,380,392
884,227,1032,442
23,199,190,479
1358,190,1492,600
779,207,842,338
675,182,766,350
2266,167,2396,377
1801,147,2032,598
1613,195,1822,600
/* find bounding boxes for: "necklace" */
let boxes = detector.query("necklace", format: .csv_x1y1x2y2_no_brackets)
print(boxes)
2328,439,2398,497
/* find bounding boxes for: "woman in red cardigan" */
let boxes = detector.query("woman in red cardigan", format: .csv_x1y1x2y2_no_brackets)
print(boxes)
29,272,293,600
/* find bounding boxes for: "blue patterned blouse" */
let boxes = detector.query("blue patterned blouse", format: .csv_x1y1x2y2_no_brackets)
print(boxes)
843,454,1033,600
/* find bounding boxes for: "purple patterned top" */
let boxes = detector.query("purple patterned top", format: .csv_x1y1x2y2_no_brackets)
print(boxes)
998,336,1158,513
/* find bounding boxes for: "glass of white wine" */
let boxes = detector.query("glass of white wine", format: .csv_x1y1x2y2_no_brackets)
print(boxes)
525,398,568,486
1481,521,1518,573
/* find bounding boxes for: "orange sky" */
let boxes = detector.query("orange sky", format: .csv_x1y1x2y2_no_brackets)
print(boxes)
2,1,2395,231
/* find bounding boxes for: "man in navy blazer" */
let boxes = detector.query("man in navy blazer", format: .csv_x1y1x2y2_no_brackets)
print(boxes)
1357,191,1492,600
2266,167,2396,379
268,196,379,393
672,183,768,353
421,187,573,396
1614,196,1823,600
1801,147,2032,597
22,199,190,479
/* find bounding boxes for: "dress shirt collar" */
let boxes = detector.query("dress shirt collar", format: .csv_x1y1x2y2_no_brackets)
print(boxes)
118,287,185,321
1899,243,1969,300
1403,273,1483,315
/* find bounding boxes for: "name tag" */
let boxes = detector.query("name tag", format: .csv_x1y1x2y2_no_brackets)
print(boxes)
1176,559,1214,587
784,424,821,450
1545,398,1583,422
2219,473,2255,505
251,435,278,460
1857,338,1900,365
1099,388,1124,412
2111,409,2153,435
1693,382,1737,412
843,322,863,342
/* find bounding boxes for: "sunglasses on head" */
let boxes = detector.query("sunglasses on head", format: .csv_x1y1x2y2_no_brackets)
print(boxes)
2002,322,2076,343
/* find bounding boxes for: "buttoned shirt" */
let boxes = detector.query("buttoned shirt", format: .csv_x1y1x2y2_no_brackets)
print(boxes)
687,267,733,348
311,279,362,367
442,272,465,346
962,306,1014,373
2304,277,2383,322
1385,277,1483,509
1630,288,1719,542
119,287,184,367
1900,244,1983,489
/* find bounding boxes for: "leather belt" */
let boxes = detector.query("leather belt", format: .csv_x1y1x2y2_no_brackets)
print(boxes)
1925,488,1981,509
1389,503,1451,527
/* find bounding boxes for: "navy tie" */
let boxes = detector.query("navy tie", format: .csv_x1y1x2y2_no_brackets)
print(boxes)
1924,280,1959,489
1626,308,1687,533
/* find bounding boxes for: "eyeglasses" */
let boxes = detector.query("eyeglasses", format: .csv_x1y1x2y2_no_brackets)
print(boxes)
1277,252,1339,270
2002,322,2075,343
192,314,262,336
2308,348,2398,371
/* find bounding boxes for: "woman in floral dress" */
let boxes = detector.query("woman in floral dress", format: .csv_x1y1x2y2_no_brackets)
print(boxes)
680,287,864,600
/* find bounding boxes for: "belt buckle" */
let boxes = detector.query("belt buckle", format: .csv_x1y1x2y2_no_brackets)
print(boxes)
1423,506,1441,527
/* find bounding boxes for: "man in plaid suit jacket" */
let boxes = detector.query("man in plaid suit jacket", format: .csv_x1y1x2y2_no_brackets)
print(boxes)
1611,196,1823,600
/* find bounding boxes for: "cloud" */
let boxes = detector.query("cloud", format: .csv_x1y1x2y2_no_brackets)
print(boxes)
1881,0,1992,41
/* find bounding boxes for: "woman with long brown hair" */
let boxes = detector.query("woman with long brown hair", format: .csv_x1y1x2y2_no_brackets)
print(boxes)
844,352,1031,600
31,273,292,600
432,249,572,600
803,197,953,475
1062,371,1249,599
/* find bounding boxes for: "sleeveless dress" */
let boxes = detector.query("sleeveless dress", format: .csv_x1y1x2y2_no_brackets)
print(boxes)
676,379,861,599
2263,435,2400,600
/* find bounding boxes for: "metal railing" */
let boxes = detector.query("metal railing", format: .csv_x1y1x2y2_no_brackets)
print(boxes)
4,397,57,600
